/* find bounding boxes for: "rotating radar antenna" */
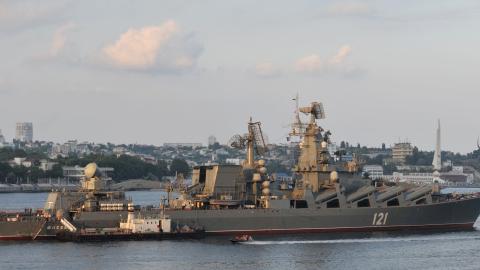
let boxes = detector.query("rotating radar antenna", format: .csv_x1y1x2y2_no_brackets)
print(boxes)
228,134,247,149
300,101,326,124
248,121,268,156
228,118,269,167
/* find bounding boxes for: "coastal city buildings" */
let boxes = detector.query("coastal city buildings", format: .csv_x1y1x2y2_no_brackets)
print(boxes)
362,165,384,180
0,119,479,187
63,166,114,183
15,122,33,142
391,142,413,164
387,167,474,186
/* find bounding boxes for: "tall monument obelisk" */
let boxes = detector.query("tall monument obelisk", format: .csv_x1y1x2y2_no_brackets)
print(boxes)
432,119,442,171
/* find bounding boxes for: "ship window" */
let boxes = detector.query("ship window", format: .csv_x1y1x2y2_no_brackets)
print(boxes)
199,167,207,184
290,200,308,208
327,199,339,208
357,198,370,207
387,198,400,207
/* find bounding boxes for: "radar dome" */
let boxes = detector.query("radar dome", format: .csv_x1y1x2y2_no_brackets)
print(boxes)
330,171,339,182
84,163,98,178
262,180,270,188
321,141,328,148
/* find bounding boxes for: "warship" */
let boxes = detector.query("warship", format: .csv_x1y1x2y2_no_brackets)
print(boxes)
1,100,480,240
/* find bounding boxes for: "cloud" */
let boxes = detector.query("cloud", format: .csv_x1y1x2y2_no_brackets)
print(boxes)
103,21,177,69
102,20,201,72
254,61,281,77
258,45,357,77
329,45,352,65
327,3,371,16
294,54,322,73
294,45,359,75
28,22,77,63
50,22,75,57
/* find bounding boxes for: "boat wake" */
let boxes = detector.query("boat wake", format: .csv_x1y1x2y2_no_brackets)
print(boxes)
244,235,480,245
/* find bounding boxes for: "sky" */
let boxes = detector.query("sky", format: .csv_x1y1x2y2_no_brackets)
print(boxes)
1,0,480,153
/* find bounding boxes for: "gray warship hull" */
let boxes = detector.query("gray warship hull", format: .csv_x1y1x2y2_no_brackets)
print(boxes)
2,197,479,240
0,218,46,240
71,197,480,234
166,197,480,235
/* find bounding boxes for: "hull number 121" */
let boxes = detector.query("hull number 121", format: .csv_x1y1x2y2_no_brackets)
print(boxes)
372,212,389,226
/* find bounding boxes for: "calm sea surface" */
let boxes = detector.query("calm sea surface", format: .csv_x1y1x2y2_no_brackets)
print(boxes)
1,191,480,270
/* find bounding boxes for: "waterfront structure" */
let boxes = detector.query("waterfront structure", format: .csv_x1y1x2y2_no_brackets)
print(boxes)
432,120,442,171
440,166,474,185
63,165,114,184
15,122,33,142
391,142,413,164
386,166,473,186
362,165,384,180
389,172,441,185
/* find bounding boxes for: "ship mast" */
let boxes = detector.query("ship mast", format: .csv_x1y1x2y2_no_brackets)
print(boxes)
289,93,306,139
292,101,330,193
246,117,255,168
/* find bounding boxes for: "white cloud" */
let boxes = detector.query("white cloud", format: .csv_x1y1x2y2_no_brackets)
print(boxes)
327,3,371,16
294,45,357,75
294,54,322,73
103,21,177,69
329,45,352,65
254,61,281,77
50,22,75,57
102,20,201,72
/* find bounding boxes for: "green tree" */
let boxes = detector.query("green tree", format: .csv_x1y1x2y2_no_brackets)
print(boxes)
170,158,190,176
0,162,12,182
46,164,64,178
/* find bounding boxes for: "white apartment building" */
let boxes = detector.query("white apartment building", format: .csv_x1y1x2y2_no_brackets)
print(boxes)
391,142,413,164
363,165,384,180
15,122,33,142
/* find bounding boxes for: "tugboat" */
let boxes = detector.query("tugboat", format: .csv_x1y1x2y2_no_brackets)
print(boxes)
56,210,204,242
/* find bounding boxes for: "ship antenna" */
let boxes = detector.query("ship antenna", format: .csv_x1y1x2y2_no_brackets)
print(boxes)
290,93,305,138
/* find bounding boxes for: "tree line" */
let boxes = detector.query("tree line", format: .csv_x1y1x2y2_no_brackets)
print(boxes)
0,148,190,183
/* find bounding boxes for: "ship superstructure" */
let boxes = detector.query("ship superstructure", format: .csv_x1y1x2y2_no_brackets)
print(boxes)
164,100,480,234
0,163,131,240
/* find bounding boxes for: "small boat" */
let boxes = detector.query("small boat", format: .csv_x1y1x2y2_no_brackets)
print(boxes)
231,234,253,243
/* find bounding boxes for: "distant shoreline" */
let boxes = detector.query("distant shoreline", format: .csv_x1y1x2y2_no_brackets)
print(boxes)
0,179,167,193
